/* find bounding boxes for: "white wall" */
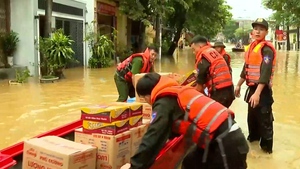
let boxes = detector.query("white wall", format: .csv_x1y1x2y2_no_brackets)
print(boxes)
10,0,36,75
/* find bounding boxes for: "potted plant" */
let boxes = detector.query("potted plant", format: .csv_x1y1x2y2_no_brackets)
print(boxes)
38,29,76,81
0,31,19,67
85,22,116,68
9,68,30,85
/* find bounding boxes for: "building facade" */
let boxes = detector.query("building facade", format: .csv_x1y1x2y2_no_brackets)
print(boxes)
8,0,86,76
3,0,130,76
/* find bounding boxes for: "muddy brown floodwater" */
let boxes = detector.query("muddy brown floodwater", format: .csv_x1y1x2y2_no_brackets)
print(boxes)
0,47,300,168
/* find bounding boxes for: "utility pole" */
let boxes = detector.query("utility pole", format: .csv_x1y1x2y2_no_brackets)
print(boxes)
159,16,162,60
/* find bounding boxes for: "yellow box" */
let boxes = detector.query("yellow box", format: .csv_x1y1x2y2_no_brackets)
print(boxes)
81,105,130,123
178,70,197,86
109,102,143,117
129,115,143,128
82,119,129,135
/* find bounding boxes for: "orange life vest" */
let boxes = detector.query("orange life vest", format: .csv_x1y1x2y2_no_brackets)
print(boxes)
244,40,276,86
116,48,152,82
220,49,231,65
195,46,233,92
150,76,234,148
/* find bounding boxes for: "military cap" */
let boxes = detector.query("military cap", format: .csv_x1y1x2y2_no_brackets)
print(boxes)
252,18,268,30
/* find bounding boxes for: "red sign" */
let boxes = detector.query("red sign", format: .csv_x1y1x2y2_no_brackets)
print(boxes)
276,29,286,41
97,2,116,15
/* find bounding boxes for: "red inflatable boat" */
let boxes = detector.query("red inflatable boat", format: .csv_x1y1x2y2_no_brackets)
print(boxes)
0,119,184,169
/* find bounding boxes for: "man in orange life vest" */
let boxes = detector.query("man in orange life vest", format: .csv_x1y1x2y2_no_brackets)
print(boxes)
235,18,276,153
114,46,158,102
121,73,249,169
213,41,232,73
190,36,235,108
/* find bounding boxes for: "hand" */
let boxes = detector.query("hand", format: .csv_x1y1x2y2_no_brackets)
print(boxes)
249,93,260,108
234,86,241,98
120,163,131,169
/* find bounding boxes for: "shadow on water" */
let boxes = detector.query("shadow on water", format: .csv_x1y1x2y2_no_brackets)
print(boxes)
1,49,300,168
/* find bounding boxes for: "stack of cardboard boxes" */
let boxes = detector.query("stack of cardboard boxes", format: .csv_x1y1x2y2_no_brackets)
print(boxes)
21,71,197,169
75,102,151,169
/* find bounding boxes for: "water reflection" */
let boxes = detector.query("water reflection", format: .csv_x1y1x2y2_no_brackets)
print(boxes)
0,48,300,168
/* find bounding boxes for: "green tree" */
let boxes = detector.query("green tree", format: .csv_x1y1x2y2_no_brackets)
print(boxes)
163,0,232,55
234,27,251,45
185,0,232,39
263,0,300,50
222,20,239,41
118,0,232,55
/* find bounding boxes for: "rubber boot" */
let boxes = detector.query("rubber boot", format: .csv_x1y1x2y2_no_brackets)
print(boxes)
260,138,273,154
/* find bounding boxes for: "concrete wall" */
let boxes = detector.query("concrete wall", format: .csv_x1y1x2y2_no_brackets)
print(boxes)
116,9,127,46
10,0,36,76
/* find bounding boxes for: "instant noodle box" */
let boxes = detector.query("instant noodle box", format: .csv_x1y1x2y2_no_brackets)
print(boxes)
75,129,131,169
82,119,129,135
108,102,143,117
129,115,143,128
177,70,197,86
22,136,97,169
81,105,129,123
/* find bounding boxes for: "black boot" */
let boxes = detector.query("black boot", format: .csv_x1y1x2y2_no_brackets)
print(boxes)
260,138,273,154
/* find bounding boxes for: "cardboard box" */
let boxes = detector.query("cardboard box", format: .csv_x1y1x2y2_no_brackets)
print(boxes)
130,125,148,157
142,103,152,120
22,136,97,169
109,102,143,117
178,70,197,86
81,105,130,123
82,119,129,135
134,73,173,102
74,128,93,144
74,129,131,169
129,115,143,128
142,119,151,125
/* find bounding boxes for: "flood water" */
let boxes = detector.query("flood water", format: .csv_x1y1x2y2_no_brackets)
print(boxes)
1,47,300,168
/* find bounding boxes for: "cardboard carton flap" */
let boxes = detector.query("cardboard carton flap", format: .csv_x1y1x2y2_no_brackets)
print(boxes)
25,136,95,155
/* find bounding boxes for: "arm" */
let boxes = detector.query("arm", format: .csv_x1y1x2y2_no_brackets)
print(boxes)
131,57,143,85
223,54,230,66
195,57,210,93
237,64,246,87
149,64,155,72
130,98,173,169
254,46,274,95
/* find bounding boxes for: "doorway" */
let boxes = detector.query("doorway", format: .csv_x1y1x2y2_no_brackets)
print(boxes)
55,18,83,68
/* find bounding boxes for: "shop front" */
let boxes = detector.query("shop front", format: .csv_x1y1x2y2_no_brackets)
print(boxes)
96,1,117,39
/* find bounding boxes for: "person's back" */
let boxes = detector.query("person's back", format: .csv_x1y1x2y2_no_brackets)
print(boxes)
121,73,249,169
190,36,234,108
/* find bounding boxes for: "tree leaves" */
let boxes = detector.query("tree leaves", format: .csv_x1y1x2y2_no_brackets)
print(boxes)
263,0,300,26
185,0,232,38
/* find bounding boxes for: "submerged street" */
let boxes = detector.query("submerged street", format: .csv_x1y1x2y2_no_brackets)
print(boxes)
0,48,300,168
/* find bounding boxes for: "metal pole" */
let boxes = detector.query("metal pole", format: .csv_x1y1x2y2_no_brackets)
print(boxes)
159,16,162,60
